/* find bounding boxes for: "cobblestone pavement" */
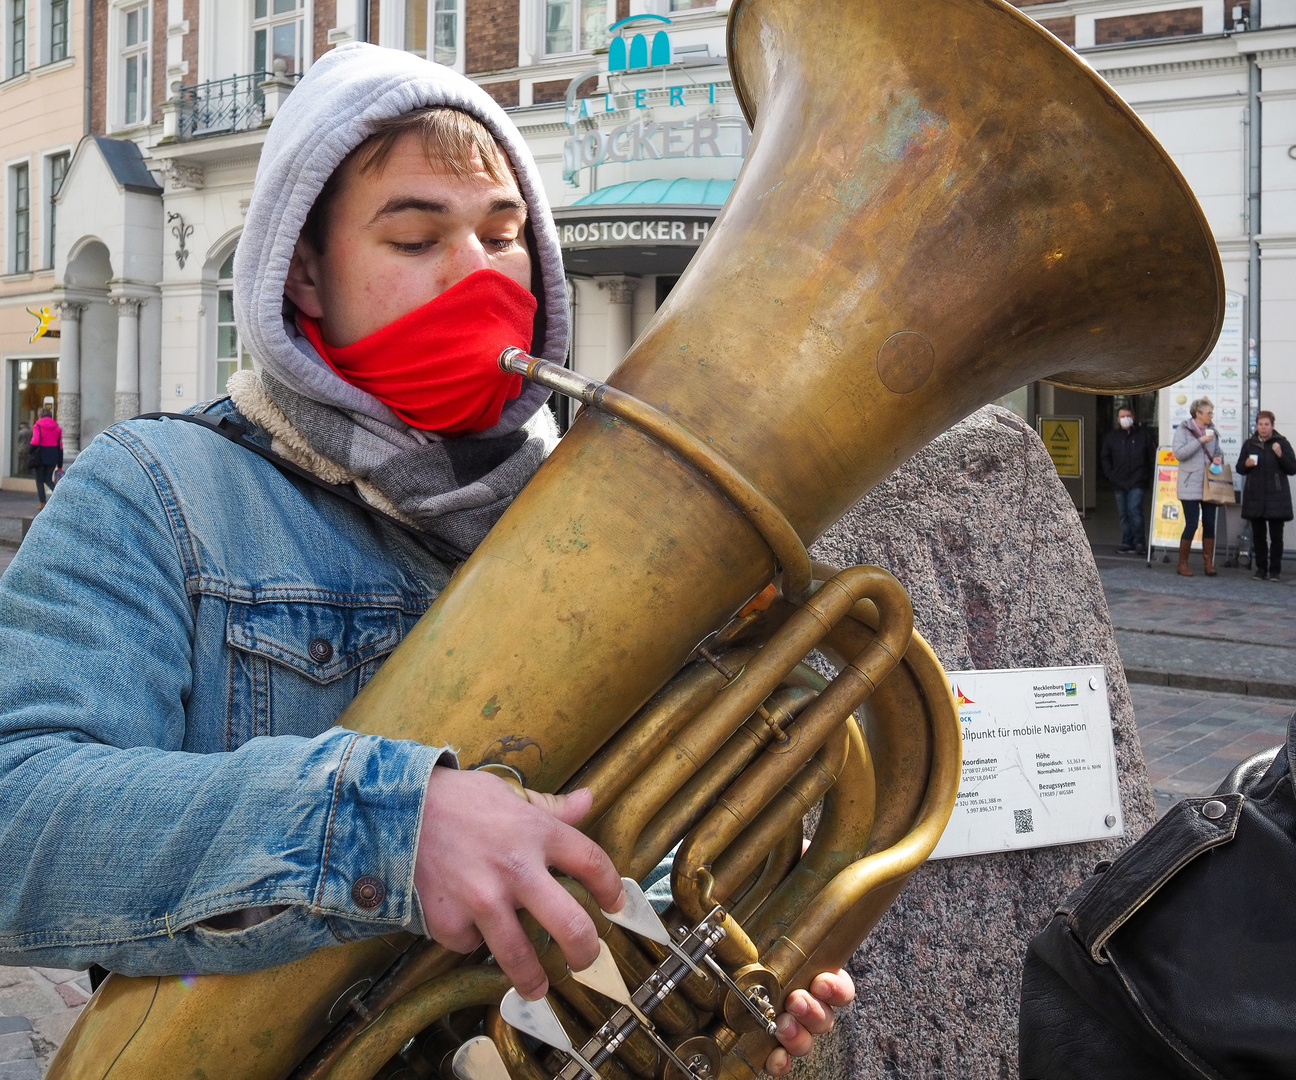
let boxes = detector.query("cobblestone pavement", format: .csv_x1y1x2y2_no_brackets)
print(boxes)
1133,683,1292,817
0,968,89,1078
0,489,38,575
1096,552,1296,698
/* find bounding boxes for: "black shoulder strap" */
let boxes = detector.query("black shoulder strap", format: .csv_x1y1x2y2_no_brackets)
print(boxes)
133,411,470,565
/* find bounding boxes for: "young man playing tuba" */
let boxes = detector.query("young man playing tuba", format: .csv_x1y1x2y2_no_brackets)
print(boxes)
0,45,847,1074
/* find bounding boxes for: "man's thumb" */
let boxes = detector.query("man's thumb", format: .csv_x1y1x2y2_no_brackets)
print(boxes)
526,786,593,826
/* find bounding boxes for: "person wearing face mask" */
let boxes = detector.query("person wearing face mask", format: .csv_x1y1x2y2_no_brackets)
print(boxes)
1171,397,1224,576
0,45,849,1075
1100,405,1156,555
1236,410,1295,581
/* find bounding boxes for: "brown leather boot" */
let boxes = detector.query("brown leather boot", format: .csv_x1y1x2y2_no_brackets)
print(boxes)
1203,537,1217,576
1177,538,1193,576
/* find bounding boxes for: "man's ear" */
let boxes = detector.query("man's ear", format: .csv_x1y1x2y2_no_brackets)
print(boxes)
283,237,326,319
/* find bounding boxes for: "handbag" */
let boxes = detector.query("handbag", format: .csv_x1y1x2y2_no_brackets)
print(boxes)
26,443,40,470
1202,460,1233,504
1019,713,1296,1080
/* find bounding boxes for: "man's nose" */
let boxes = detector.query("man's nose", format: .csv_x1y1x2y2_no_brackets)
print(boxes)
440,237,492,291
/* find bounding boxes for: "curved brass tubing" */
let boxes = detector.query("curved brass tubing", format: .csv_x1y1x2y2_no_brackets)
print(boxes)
728,821,803,927
321,967,510,1080
671,725,855,968
707,726,851,906
631,686,818,875
746,719,875,950
487,1007,551,1080
669,570,910,964
501,350,814,601
569,651,759,823
762,642,961,989
295,941,465,1079
599,567,911,881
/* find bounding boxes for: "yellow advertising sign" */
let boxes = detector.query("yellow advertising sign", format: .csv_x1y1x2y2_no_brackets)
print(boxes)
1037,416,1083,478
1149,448,1202,551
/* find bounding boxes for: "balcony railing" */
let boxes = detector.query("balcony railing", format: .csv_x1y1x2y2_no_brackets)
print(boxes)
174,71,300,141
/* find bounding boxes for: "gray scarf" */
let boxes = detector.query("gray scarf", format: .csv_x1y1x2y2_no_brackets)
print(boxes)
235,370,557,554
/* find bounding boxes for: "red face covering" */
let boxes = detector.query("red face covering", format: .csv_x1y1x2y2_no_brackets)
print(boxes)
298,268,538,435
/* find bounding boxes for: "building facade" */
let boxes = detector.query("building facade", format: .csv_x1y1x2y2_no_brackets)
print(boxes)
2,0,1295,509
0,0,83,489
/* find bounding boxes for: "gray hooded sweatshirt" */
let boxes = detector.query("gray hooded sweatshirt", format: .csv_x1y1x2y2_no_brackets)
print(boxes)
233,43,569,552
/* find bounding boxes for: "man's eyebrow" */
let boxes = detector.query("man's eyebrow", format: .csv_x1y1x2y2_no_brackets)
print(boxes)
366,195,527,226
366,196,450,225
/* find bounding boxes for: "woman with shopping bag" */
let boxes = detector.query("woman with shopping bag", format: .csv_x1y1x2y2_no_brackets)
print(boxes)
1172,397,1225,576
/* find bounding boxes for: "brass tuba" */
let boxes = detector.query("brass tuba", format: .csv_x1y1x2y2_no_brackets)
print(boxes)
49,0,1222,1076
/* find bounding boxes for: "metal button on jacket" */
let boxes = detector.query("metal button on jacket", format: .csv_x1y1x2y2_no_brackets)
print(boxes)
1201,800,1227,821
352,876,386,908
308,638,334,664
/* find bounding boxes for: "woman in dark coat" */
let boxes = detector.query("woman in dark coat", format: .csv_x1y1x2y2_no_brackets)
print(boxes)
1236,410,1296,581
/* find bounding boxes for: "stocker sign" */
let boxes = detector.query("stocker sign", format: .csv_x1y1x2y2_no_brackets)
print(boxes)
558,218,713,249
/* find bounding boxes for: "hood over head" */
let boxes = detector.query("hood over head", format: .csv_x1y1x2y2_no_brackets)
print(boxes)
233,43,567,437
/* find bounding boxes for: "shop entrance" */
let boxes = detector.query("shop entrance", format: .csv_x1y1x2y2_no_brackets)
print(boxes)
8,357,58,479
1090,391,1159,552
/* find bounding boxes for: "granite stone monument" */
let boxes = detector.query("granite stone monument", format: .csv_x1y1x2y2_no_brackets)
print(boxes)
806,405,1157,1080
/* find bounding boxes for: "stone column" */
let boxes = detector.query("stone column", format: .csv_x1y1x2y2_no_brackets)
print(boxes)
112,297,143,421
597,275,639,379
56,301,85,453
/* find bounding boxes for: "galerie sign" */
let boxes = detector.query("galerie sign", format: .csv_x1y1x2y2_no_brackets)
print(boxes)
562,83,750,182
930,665,1123,860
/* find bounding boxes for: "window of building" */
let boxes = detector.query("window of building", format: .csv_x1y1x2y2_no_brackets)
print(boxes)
121,2,149,125
48,0,69,63
9,162,30,273
668,0,713,8
8,0,26,77
545,0,607,55
403,0,462,67
253,0,305,74
216,252,252,394
44,150,67,267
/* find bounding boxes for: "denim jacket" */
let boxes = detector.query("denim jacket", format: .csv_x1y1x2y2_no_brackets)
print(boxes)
0,399,457,976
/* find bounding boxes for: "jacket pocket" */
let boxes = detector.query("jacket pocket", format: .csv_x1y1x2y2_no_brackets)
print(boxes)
224,600,403,746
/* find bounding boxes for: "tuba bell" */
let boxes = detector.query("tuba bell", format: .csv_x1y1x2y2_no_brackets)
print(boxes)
48,0,1222,1076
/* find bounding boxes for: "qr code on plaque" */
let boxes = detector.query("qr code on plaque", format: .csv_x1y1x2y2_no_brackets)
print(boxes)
1014,808,1034,835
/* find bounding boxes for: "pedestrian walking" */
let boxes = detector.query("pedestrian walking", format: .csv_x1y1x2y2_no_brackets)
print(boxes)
28,408,63,508
1171,397,1223,576
1100,405,1156,554
1236,409,1295,581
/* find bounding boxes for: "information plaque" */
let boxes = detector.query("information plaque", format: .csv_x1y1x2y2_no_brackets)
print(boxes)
929,665,1124,860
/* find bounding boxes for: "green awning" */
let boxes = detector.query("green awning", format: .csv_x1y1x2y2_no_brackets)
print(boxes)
571,178,734,206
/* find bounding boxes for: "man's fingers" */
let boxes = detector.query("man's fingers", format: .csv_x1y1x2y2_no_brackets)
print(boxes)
528,787,593,826
478,908,549,1001
547,822,626,914
809,969,855,1007
524,874,602,973
774,1014,813,1058
764,1048,791,1077
785,989,833,1035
